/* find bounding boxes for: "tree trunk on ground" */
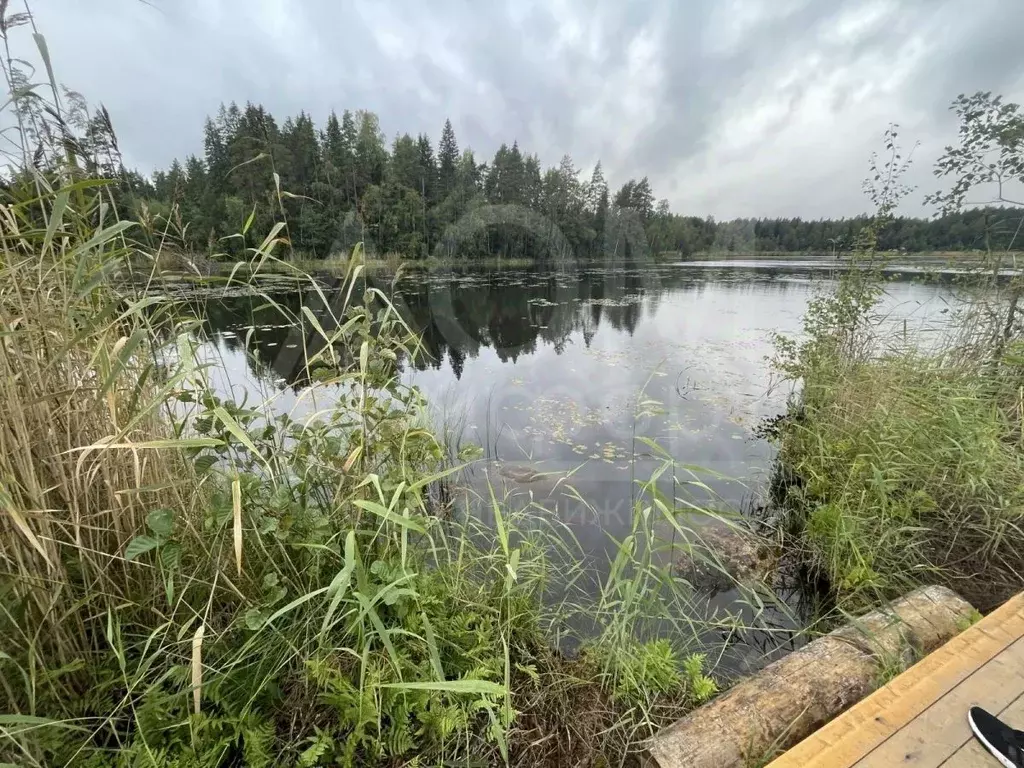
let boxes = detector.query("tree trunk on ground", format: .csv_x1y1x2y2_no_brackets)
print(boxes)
645,585,975,768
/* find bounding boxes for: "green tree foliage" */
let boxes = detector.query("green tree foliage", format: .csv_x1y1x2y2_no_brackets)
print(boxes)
360,181,426,257
321,109,357,209
415,133,438,204
614,177,654,224
108,95,1023,261
437,118,459,201
353,110,387,199
388,133,421,191
927,92,1024,215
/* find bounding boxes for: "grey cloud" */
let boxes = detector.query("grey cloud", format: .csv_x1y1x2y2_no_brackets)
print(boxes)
23,0,1024,218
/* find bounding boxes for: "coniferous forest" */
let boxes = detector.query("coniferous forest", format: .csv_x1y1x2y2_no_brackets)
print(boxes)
86,102,1023,260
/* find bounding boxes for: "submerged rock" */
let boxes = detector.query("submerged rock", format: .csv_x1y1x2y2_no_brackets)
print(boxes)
674,522,777,594
497,463,545,484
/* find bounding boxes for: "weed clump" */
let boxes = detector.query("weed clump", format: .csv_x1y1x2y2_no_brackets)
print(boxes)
775,352,1024,607
0,168,728,768
771,115,1024,610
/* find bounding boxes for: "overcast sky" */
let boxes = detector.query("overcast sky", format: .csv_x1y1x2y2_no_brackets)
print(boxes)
23,0,1024,219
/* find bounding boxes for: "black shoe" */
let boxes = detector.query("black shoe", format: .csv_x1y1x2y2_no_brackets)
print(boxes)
969,706,1024,767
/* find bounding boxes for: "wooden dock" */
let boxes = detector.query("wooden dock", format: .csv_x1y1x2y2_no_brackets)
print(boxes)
768,591,1024,767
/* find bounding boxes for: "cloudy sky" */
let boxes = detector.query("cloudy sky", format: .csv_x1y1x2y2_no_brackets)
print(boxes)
24,0,1024,219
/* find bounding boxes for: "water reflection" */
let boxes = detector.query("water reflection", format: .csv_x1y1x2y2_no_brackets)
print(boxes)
204,263,829,385
197,260,954,671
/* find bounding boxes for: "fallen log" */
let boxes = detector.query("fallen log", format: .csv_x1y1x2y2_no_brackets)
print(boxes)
645,585,975,768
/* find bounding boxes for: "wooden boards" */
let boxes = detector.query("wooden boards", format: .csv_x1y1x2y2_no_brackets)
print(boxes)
647,586,975,768
768,591,1024,768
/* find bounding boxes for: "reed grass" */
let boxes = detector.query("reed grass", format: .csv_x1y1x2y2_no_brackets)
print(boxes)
0,174,198,659
772,251,1024,611
0,19,807,767
0,187,778,765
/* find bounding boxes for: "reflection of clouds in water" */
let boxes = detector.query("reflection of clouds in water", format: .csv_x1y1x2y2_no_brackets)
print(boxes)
198,264,958,489
191,263,964,670
407,267,956,492
195,335,346,431
196,337,275,406
407,270,950,466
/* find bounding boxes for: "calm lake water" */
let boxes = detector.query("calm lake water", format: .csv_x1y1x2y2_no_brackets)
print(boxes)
195,257,958,670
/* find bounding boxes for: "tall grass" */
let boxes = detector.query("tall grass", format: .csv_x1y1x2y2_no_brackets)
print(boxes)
776,347,1024,608
0,19,806,767
0,176,197,661
767,122,1024,611
0,178,762,765
771,246,1024,611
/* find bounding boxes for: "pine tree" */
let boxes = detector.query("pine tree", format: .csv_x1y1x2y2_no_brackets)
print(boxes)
586,162,607,215
456,150,482,196
613,178,653,223
181,155,211,247
632,177,654,223
203,115,229,194
323,111,354,208
227,103,276,206
279,111,322,252
506,142,525,205
556,155,582,215
340,110,358,205
523,155,542,208
613,180,635,210
389,133,421,191
323,111,342,180
595,185,610,255
217,102,241,136
284,111,319,193
485,144,509,203
162,159,185,201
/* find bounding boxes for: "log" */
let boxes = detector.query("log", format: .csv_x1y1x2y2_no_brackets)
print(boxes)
645,585,975,768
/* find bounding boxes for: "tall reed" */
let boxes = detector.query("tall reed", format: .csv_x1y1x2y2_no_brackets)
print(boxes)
0,20,792,767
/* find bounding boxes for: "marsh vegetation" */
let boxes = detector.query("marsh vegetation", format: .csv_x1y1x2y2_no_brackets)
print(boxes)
0,10,1022,768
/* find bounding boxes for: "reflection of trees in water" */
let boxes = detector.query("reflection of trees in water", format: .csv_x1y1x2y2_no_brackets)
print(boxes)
201,265,807,389
397,267,649,367
201,281,370,389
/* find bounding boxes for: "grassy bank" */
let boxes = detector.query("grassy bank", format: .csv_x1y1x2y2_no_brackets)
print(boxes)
769,257,1024,611
767,111,1024,613
0,164,741,765
253,253,538,275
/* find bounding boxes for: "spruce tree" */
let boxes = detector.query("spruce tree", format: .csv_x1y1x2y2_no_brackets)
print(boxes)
438,118,459,200
340,110,358,205
416,133,437,204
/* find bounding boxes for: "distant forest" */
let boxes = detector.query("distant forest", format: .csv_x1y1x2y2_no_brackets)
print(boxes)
83,103,1023,260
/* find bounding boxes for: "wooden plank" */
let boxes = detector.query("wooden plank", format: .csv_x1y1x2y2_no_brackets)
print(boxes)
853,636,1024,765
939,691,1024,767
770,594,1024,766
768,592,1024,768
940,737,992,767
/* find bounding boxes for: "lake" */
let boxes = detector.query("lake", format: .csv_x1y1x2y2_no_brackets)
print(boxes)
194,256,958,671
